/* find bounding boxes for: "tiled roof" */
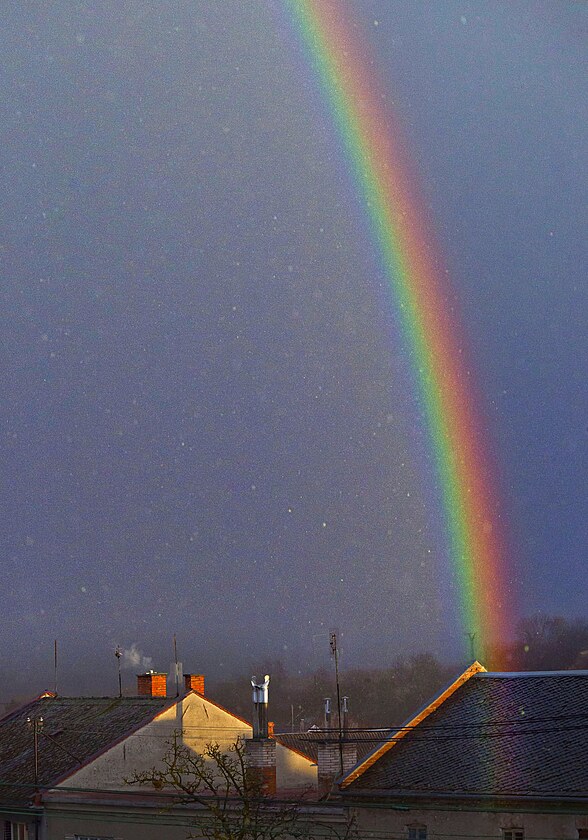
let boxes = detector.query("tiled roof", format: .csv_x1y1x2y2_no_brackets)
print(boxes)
275,730,390,763
0,693,171,807
343,671,588,800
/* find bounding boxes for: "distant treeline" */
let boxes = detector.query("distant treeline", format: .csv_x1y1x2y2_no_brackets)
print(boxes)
211,615,588,730
1,614,586,727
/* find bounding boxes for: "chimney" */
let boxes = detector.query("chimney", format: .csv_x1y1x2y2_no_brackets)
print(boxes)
251,674,270,738
245,675,276,795
317,738,358,798
323,697,331,729
184,674,205,695
342,696,349,732
137,671,167,697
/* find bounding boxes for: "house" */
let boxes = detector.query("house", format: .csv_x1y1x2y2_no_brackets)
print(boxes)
0,671,320,840
337,662,588,839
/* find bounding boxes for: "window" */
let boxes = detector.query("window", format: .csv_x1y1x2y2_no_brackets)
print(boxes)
502,831,524,840
9,825,28,840
407,827,427,840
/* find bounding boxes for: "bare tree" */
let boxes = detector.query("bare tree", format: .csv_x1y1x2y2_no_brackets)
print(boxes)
128,736,352,840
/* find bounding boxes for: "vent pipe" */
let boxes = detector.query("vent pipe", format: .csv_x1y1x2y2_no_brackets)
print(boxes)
324,697,331,729
251,674,270,738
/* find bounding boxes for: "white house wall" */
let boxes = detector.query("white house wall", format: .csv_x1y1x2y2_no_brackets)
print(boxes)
57,693,315,792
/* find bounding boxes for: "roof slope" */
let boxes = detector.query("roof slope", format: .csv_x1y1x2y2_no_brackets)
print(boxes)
343,671,588,800
275,730,390,764
0,694,170,807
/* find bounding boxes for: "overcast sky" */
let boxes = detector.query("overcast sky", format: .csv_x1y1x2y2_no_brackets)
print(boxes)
0,1,585,696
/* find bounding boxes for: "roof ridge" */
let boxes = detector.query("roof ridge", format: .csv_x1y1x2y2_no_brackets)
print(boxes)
478,670,588,677
340,661,486,789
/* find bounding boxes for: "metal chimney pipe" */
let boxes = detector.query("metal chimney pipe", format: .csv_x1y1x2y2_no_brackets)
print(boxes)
251,675,270,738
324,696,331,729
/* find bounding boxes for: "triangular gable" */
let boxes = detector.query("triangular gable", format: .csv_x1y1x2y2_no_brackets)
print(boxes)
49,695,181,789
340,661,486,788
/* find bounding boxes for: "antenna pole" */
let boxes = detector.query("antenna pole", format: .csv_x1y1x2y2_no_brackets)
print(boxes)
330,632,344,777
53,640,58,695
173,633,179,697
468,632,476,662
115,647,122,697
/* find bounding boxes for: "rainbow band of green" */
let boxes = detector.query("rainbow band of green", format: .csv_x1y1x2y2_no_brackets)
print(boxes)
285,0,510,662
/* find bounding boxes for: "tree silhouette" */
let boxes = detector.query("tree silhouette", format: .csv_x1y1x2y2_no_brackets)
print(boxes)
128,736,353,840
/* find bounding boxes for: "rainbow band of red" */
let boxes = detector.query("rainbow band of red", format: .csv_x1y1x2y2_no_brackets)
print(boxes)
286,0,510,662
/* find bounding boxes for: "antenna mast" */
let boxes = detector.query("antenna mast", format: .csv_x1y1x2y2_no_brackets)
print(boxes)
330,632,344,777
53,639,58,695
115,646,122,697
173,633,179,697
468,632,476,662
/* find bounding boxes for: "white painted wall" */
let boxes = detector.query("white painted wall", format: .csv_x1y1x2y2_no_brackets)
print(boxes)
58,693,316,793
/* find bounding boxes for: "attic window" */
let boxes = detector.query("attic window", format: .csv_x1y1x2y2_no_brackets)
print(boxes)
407,827,427,840
502,831,524,840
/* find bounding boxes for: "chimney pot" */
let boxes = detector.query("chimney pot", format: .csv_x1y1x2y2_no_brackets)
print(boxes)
184,674,205,695
137,672,167,697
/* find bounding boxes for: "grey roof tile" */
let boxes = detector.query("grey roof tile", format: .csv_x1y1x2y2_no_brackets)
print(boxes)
275,730,389,763
345,672,588,799
0,694,170,807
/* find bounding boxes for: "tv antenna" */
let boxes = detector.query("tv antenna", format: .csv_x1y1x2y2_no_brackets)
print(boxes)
467,632,476,662
329,632,344,776
115,646,122,697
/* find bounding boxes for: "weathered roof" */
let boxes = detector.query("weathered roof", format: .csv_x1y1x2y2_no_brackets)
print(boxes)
275,730,390,764
342,670,588,801
0,693,171,807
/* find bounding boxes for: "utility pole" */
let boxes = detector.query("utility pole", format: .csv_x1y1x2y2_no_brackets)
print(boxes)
329,632,344,777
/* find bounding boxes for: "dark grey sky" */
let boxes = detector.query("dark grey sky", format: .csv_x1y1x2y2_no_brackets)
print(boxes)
0,1,585,696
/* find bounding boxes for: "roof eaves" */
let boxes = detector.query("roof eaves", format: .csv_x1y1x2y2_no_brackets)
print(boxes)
339,660,487,789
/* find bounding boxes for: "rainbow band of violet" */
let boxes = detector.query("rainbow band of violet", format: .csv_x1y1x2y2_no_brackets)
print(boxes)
285,0,510,664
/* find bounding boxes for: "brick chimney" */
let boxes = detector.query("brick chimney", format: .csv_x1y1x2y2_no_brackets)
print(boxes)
137,671,167,697
245,738,277,795
317,738,357,798
184,674,205,695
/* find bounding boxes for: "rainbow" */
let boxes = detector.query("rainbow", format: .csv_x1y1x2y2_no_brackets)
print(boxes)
284,0,511,664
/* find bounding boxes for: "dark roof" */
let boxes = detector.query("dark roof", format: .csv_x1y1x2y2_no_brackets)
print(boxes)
0,693,171,808
275,730,390,764
343,671,588,801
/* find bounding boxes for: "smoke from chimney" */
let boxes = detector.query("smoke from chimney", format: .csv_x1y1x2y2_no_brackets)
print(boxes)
119,643,153,671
